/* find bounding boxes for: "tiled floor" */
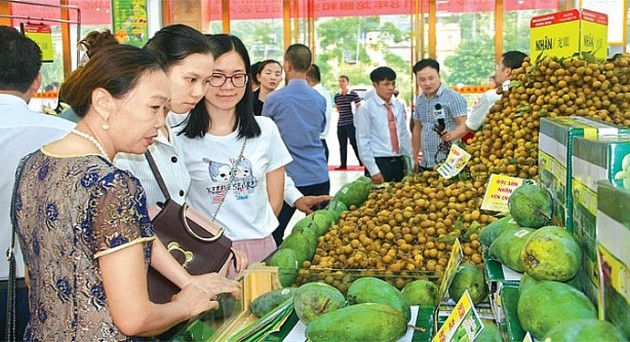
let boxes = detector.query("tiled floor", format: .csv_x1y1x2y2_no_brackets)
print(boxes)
284,111,365,237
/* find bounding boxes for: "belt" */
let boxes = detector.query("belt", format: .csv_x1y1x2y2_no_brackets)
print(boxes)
0,278,27,292
375,156,404,163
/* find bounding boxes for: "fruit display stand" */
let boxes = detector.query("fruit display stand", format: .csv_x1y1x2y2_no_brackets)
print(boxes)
172,265,285,341
292,267,442,295
259,195,467,341
262,305,436,341
271,236,464,337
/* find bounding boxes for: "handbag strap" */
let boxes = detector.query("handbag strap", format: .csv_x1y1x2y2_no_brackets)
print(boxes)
212,139,247,221
6,201,17,342
145,150,172,202
6,157,27,342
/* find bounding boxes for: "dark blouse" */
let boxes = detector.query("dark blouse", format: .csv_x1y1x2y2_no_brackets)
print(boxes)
253,88,264,116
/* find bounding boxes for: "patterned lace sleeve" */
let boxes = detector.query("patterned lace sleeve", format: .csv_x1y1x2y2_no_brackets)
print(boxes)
90,169,156,259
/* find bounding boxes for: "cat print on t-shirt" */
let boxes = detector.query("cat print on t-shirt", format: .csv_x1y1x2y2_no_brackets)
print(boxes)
202,156,258,202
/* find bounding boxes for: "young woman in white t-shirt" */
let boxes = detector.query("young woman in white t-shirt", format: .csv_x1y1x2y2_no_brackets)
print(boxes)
173,34,292,273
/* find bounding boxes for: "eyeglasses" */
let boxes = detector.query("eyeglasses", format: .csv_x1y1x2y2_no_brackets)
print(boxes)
209,73,249,88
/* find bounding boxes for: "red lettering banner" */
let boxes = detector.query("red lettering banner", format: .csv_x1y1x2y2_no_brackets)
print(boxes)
10,0,559,26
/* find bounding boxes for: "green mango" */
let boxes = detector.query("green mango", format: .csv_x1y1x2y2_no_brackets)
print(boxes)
519,273,539,296
306,303,408,342
401,279,439,307
476,319,503,342
305,210,337,235
250,287,296,317
293,282,346,325
266,248,299,287
326,199,348,219
354,175,373,185
333,180,370,208
508,183,553,228
347,276,411,322
279,232,315,266
542,318,626,341
290,224,318,255
448,263,487,305
518,280,597,340
479,215,520,248
521,226,582,281
488,227,535,272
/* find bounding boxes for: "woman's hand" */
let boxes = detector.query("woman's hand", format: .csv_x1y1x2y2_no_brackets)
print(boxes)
172,283,219,317
188,273,242,300
232,248,248,273
101,243,219,336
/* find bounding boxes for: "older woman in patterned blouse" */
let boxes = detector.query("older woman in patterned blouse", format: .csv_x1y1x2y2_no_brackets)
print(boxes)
12,44,240,341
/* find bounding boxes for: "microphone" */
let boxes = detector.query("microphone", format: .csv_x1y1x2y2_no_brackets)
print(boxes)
435,103,445,132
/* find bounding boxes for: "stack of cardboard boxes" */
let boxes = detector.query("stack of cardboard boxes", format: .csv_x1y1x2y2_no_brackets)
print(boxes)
537,116,630,338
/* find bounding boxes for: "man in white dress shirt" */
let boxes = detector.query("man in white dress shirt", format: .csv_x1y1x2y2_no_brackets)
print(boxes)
453,51,527,140
355,66,412,184
306,64,333,161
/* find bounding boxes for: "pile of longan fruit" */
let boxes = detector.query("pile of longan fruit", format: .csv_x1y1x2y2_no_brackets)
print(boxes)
306,171,488,276
468,53,630,183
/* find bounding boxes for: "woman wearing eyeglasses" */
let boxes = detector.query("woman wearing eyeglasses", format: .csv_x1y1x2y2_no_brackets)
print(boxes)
173,34,292,272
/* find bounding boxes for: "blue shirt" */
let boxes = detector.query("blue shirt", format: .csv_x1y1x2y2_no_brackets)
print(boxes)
413,84,467,168
355,95,412,176
262,78,328,187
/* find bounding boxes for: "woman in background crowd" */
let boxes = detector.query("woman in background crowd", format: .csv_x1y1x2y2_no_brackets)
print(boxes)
249,61,262,91
13,44,240,341
252,59,282,116
174,34,292,276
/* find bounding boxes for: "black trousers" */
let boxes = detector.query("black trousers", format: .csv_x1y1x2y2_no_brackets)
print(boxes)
364,156,405,182
336,124,362,167
273,180,331,246
321,139,329,162
0,279,29,341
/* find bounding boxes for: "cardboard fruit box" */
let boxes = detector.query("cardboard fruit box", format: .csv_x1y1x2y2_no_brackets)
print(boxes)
530,8,607,61
596,181,630,337
538,116,627,231
572,135,630,305
483,258,522,326
499,284,526,341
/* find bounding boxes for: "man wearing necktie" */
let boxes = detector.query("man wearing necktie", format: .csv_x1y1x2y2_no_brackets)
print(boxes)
355,67,412,184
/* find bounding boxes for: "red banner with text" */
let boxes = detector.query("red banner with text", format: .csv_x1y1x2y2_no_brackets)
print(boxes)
10,0,559,26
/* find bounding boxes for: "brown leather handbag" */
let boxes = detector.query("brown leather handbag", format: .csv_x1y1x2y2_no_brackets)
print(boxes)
145,150,234,304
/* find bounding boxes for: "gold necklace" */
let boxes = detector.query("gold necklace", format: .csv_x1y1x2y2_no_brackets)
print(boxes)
70,129,111,162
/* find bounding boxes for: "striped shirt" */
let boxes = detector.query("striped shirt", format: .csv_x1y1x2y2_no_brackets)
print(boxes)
413,84,467,168
334,91,361,126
